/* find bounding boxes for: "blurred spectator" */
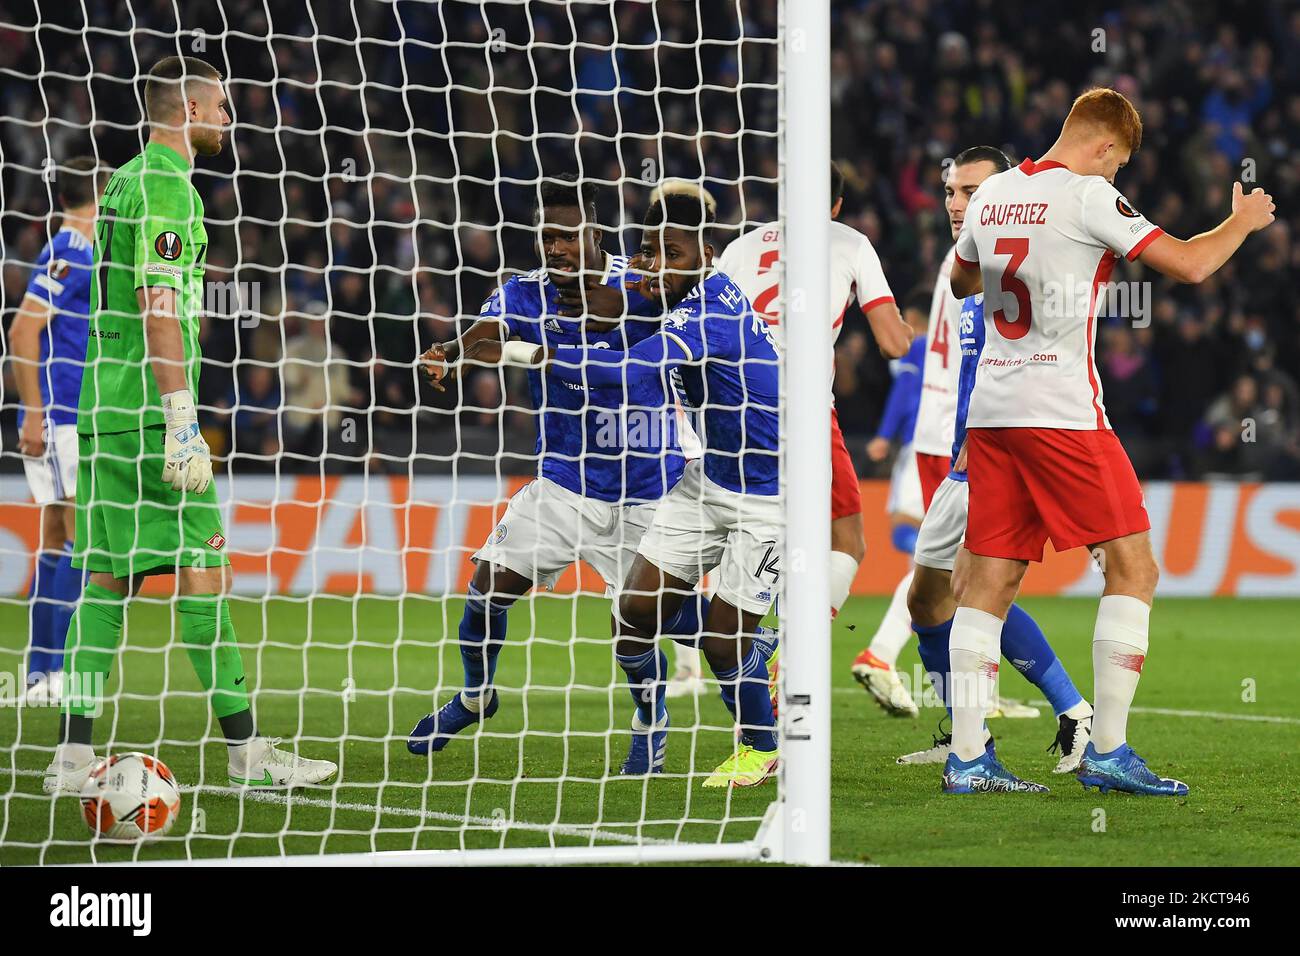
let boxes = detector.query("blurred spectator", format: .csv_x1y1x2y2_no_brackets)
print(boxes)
1,0,1296,483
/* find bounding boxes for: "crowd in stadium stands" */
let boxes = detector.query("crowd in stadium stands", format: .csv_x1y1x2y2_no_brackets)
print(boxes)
1,0,1296,482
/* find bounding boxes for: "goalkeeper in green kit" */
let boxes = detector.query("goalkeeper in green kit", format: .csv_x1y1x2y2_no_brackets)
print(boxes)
44,56,336,793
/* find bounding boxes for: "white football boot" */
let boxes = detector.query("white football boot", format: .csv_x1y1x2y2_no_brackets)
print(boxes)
851,648,919,717
42,743,102,795
987,696,1041,719
896,732,953,765
1048,713,1092,774
665,665,707,699
228,737,337,788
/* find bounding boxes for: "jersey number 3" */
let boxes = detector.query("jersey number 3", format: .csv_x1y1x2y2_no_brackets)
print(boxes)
992,237,1032,340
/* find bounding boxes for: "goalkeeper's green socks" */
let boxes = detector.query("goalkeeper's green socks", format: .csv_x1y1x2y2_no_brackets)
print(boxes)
178,594,255,740
58,587,255,745
60,583,125,738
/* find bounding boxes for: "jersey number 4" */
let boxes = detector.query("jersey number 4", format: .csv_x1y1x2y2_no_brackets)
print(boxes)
929,306,950,367
991,237,1032,340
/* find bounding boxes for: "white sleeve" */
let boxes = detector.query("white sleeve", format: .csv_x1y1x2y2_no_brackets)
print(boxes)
854,234,894,312
1080,178,1163,261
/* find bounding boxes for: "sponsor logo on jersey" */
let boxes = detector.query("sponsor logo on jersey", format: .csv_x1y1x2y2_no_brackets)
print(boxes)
1115,196,1141,218
154,231,183,261
206,532,226,551
49,258,71,280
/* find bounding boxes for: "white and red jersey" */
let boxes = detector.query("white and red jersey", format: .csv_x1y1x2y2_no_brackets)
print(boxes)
911,245,963,457
954,158,1163,431
715,219,895,350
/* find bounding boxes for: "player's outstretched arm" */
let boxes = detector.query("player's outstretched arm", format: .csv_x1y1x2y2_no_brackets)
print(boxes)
141,285,212,495
462,331,690,390
9,293,54,457
419,318,504,392
1136,181,1276,284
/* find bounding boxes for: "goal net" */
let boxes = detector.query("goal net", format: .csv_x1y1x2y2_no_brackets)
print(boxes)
0,0,830,865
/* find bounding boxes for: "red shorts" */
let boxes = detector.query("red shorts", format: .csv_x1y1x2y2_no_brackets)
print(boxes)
915,452,950,512
830,408,862,520
964,427,1150,562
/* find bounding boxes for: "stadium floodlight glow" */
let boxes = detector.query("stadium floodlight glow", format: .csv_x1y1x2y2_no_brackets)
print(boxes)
0,0,832,867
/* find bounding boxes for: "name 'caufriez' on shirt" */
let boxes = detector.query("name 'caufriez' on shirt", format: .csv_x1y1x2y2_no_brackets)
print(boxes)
544,270,781,497
953,157,1164,432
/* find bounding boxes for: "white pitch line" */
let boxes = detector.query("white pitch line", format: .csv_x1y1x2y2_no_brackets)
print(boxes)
7,768,691,849
832,688,1300,725
1069,702,1300,726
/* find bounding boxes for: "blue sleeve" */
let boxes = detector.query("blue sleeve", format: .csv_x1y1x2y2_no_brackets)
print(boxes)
876,337,924,442
547,331,694,388
479,283,518,338
24,243,56,303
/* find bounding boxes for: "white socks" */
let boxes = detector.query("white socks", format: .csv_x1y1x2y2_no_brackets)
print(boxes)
1091,594,1150,754
829,550,860,619
56,742,96,767
866,568,915,665
949,607,1002,761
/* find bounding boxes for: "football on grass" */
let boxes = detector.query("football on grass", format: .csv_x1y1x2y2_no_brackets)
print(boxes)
80,753,181,841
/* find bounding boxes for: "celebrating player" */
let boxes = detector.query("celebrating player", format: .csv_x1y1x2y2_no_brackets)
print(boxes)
406,176,709,776
11,157,107,705
44,56,337,794
898,146,1092,773
463,191,784,788
946,89,1276,795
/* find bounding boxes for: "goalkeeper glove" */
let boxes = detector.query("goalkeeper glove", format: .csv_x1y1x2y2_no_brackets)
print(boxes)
161,389,213,494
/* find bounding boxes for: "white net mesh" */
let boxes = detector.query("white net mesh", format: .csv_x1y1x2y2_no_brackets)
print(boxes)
0,0,801,864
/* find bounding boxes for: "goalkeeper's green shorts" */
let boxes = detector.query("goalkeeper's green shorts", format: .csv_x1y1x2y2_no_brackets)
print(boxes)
73,425,230,579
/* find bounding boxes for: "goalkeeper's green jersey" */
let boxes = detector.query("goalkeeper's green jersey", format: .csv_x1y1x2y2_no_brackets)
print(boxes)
80,141,208,436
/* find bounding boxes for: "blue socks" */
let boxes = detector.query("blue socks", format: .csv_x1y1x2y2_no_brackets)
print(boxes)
663,593,709,646
49,543,80,673
717,643,778,752
1000,604,1084,716
27,550,62,679
913,619,953,714
459,583,514,700
913,604,1084,717
616,648,669,725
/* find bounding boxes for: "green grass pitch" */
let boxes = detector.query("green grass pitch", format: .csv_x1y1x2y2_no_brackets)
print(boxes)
2,594,1298,865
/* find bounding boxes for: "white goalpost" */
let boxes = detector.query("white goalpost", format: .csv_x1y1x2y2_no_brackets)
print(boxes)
0,0,832,866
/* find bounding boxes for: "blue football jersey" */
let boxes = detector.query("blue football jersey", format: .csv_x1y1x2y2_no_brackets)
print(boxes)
21,228,93,427
545,270,780,496
876,334,926,444
483,255,686,503
950,293,985,481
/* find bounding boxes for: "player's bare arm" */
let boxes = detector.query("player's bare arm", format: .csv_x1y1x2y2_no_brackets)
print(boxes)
949,255,981,298
863,300,913,358
1136,181,1276,283
9,293,54,457
420,318,504,392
